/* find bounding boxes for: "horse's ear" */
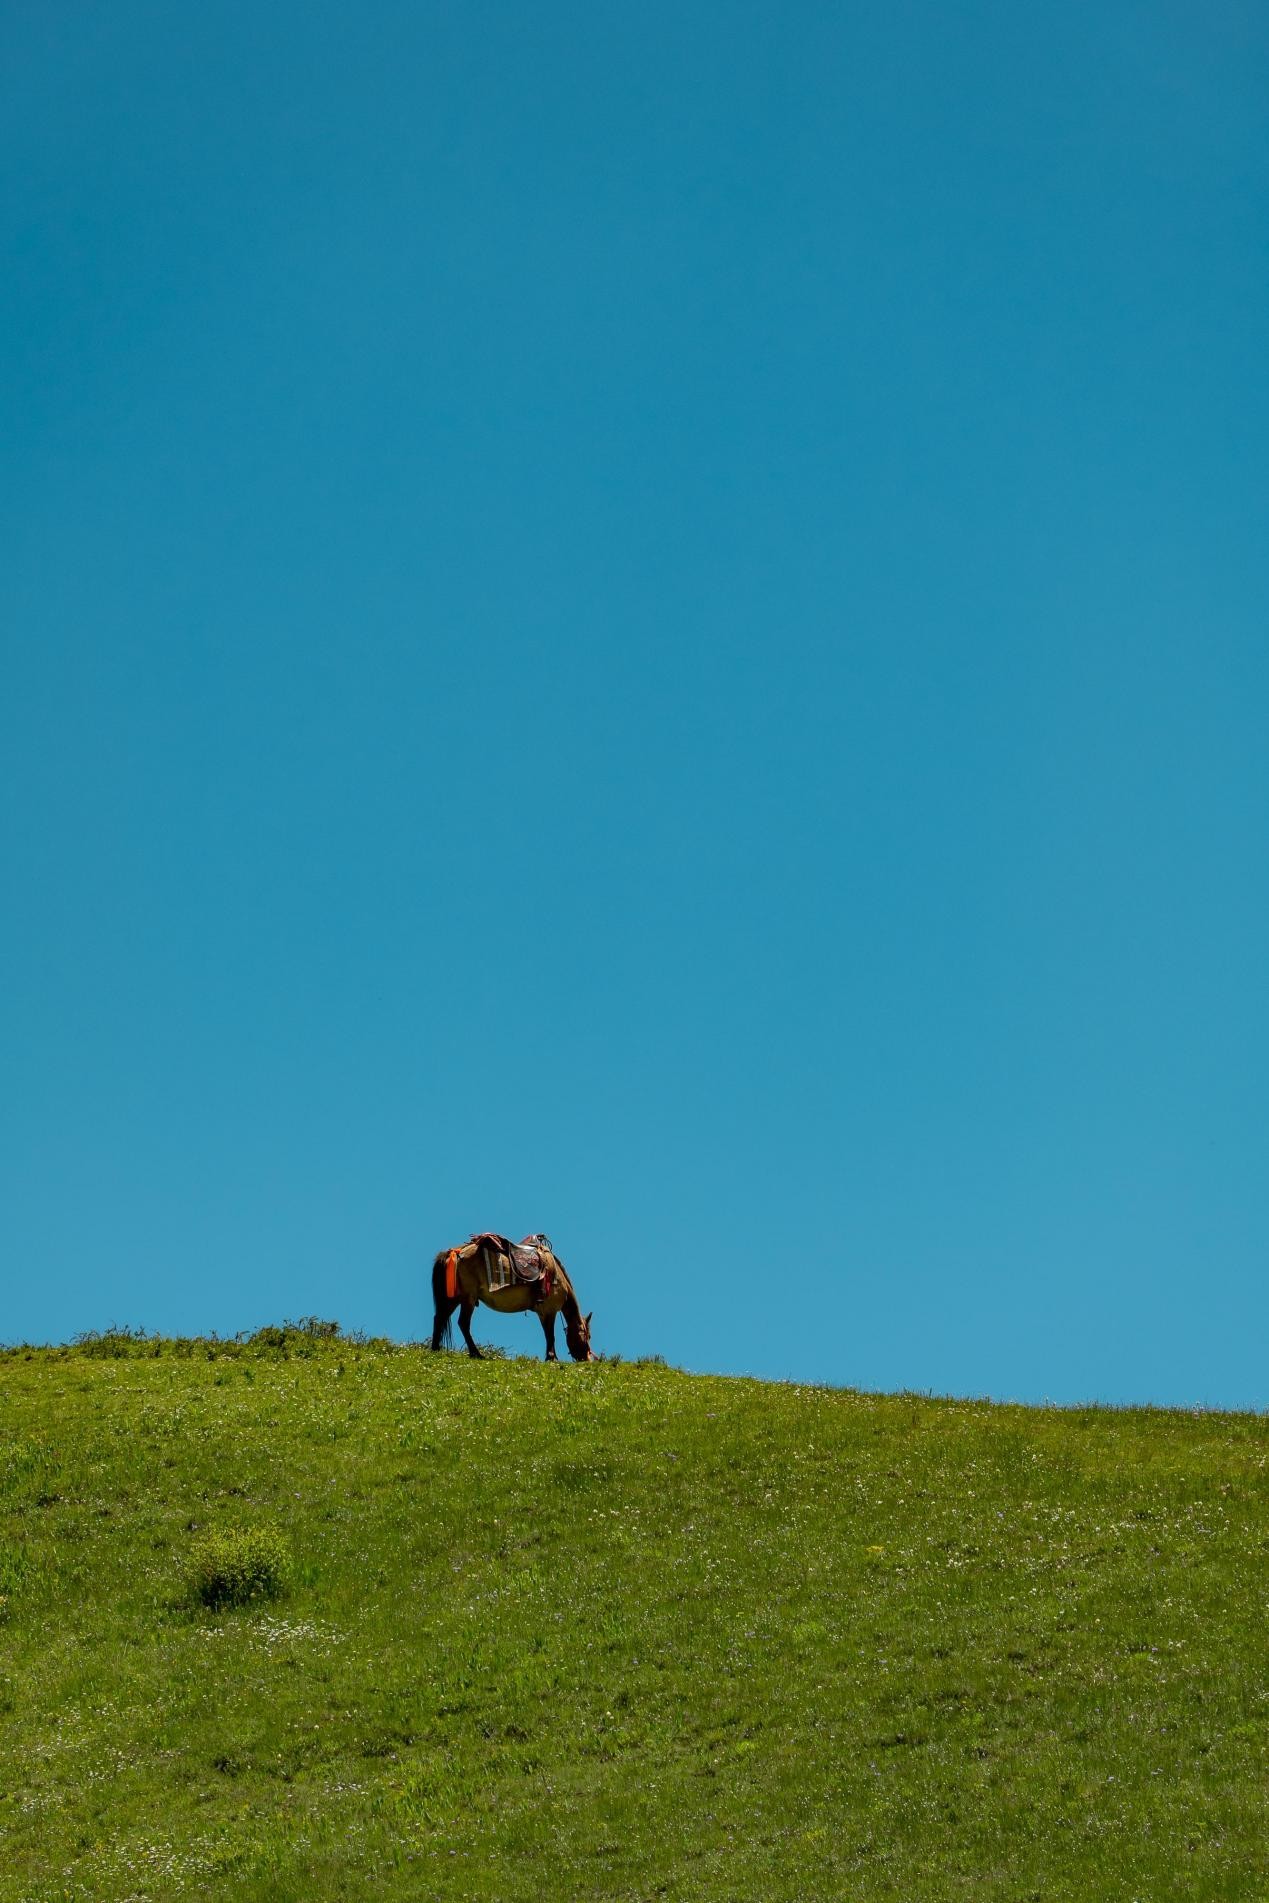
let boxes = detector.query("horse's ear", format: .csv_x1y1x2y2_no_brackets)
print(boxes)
585,1311,592,1326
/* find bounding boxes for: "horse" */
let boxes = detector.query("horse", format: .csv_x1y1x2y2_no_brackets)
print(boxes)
429,1237,595,1362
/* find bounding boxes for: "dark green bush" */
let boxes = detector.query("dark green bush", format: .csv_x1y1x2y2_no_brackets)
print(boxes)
249,1318,343,1357
188,1525,292,1609
72,1325,155,1358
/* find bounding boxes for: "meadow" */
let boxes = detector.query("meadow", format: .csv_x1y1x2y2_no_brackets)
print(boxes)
0,1324,1264,1900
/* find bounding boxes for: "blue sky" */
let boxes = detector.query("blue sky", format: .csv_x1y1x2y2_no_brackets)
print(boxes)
3,2,1266,1406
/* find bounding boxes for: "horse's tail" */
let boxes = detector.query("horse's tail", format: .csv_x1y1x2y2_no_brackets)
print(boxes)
431,1251,455,1349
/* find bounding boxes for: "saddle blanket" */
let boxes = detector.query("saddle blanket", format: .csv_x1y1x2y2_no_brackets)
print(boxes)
471,1233,556,1297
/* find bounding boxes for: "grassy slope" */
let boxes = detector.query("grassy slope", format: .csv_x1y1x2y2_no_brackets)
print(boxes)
0,1331,1265,1902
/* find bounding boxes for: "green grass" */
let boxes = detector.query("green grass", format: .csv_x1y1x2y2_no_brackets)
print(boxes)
0,1325,1265,1901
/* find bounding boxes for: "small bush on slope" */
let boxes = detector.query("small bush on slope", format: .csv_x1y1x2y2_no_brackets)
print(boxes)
187,1525,292,1609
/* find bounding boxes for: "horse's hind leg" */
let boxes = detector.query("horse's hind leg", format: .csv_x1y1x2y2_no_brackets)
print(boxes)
458,1302,483,1359
539,1310,558,1362
430,1296,458,1351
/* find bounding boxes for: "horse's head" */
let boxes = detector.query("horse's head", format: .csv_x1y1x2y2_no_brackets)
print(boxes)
565,1309,595,1362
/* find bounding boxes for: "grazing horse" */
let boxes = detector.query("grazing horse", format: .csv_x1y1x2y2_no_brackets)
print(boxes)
430,1239,595,1362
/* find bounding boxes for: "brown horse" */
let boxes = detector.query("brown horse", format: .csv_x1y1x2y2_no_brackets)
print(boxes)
430,1239,594,1361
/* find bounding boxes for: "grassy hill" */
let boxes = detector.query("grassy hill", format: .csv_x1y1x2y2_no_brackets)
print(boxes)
1,1326,1265,1902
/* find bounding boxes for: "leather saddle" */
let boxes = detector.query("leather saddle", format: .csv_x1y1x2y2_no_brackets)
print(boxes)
470,1232,557,1300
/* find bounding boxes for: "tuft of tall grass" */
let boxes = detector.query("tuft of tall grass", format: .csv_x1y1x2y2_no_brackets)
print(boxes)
0,1537,30,1622
186,1525,292,1610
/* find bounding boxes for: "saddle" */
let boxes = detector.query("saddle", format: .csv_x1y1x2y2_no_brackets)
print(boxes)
469,1232,557,1302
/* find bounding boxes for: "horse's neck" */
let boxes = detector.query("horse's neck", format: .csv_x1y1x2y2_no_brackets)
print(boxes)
558,1276,580,1324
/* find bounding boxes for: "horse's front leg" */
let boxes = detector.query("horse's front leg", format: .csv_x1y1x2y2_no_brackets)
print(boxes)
458,1301,483,1359
539,1309,558,1362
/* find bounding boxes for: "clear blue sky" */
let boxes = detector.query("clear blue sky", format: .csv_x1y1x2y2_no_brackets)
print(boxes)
3,3,1266,1406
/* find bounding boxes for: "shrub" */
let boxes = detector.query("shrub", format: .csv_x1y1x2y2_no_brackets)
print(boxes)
188,1525,292,1609
249,1318,342,1357
73,1325,154,1358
